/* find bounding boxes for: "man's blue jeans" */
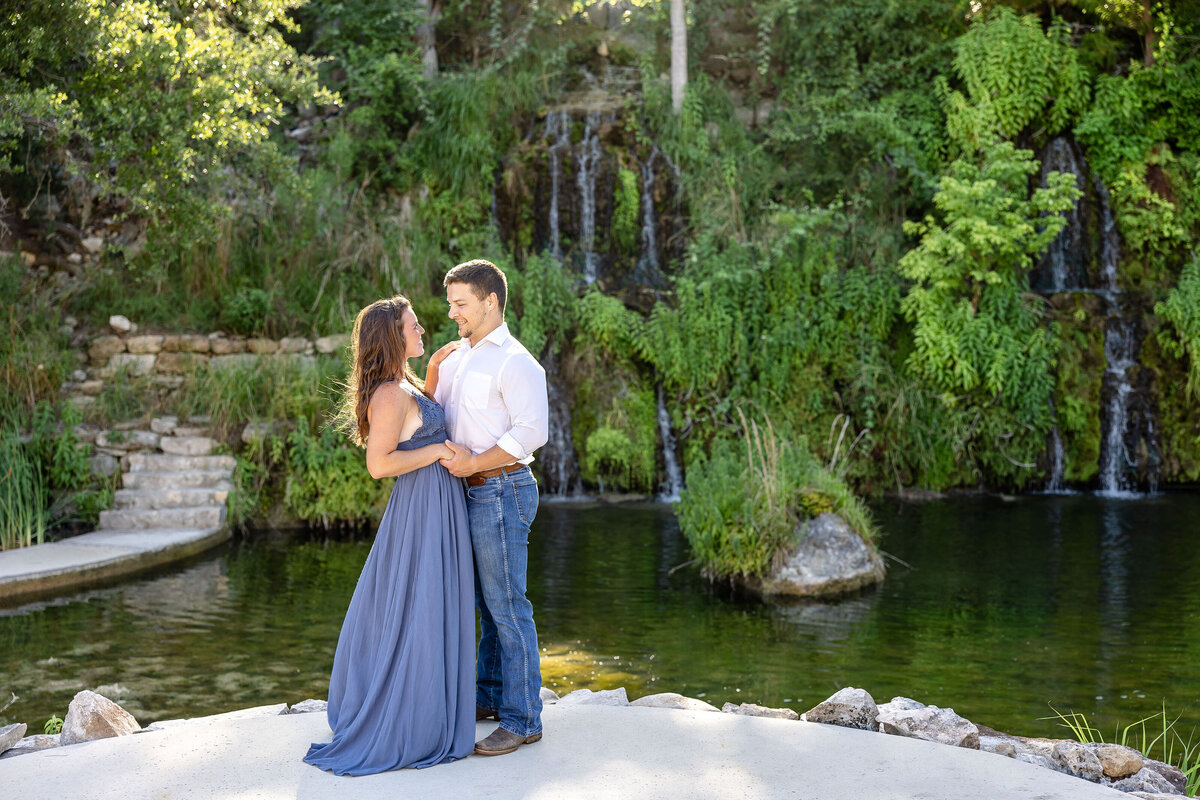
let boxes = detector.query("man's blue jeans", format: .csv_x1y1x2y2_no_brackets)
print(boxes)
466,466,542,737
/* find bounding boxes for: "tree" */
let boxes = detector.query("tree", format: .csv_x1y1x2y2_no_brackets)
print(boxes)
417,0,439,79
671,0,687,113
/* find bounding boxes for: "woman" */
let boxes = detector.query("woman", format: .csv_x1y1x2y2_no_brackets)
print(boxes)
304,295,472,775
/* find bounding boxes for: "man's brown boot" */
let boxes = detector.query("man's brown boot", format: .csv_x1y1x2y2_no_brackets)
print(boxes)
476,706,498,721
473,727,542,756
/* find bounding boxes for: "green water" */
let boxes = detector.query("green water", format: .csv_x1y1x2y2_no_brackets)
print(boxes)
2,494,1198,744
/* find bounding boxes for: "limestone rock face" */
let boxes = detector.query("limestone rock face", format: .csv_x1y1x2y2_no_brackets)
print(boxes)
557,688,629,706
1085,742,1145,779
721,702,799,720
125,335,164,354
60,690,141,745
0,723,26,756
630,693,719,712
877,704,979,749
1051,740,1104,781
108,315,133,333
757,513,885,598
1144,760,1188,794
802,687,878,730
88,336,126,363
315,334,349,354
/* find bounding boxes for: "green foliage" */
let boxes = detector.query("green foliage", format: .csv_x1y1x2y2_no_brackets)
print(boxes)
610,168,641,254
944,8,1090,146
580,386,657,494
1156,254,1200,401
0,259,76,420
0,0,331,272
506,252,579,358
43,714,63,735
221,288,274,338
0,430,47,551
677,411,876,579
278,417,387,527
898,141,1077,437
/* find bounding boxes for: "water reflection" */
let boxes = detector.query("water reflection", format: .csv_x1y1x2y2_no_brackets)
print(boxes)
1,495,1198,742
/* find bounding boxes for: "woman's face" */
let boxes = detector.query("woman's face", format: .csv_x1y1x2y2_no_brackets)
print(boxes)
400,307,425,360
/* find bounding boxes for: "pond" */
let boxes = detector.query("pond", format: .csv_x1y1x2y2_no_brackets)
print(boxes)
2,493,1198,744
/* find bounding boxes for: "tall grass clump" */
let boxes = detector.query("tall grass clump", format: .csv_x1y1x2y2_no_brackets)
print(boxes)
677,409,877,580
0,432,48,550
1048,704,1200,796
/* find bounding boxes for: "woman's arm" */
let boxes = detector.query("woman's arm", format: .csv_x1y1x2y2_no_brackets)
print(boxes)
424,340,461,398
364,384,453,479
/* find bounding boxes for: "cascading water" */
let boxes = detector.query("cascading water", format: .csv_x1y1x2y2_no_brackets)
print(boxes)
539,355,583,497
576,111,605,283
656,384,684,502
544,109,570,261
637,146,660,276
1098,314,1139,496
1037,137,1087,292
1044,424,1068,494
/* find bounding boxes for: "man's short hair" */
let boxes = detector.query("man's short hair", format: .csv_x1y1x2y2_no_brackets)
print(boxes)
444,259,508,314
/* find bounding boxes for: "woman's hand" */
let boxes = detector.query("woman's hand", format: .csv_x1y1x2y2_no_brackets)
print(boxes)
428,339,461,367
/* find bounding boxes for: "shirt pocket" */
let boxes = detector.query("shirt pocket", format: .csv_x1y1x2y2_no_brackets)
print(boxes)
461,371,494,410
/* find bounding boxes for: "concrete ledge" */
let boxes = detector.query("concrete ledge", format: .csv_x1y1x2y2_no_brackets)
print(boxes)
0,705,1130,799
0,527,230,605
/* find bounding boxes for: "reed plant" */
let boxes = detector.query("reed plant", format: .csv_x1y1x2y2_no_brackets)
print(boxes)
0,431,48,551
1047,704,1200,796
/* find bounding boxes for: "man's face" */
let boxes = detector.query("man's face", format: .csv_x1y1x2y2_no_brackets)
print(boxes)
446,282,492,341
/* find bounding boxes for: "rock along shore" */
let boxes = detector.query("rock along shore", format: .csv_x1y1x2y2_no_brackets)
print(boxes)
0,687,1182,800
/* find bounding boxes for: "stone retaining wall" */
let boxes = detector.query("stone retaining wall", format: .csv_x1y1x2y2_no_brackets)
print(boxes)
63,320,350,409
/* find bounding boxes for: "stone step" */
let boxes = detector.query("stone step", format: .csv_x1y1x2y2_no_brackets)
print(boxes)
98,505,226,531
159,436,217,456
113,488,230,510
121,471,233,491
126,454,236,473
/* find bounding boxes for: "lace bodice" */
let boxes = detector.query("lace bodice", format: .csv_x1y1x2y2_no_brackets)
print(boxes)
395,387,448,451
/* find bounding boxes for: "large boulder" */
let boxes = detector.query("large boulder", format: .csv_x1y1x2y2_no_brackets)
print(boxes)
60,690,141,745
1112,767,1183,795
802,688,878,731
877,704,979,749
1085,742,1145,779
630,693,719,712
754,514,885,598
0,734,59,759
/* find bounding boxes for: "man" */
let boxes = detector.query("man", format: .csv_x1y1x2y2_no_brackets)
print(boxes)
431,258,549,757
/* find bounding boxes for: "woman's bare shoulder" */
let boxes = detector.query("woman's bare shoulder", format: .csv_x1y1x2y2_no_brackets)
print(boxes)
367,381,416,420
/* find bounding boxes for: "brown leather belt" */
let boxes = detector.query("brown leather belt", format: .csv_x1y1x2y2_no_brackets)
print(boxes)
465,463,526,487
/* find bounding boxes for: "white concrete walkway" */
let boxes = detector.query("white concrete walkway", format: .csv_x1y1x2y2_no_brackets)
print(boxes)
0,704,1129,799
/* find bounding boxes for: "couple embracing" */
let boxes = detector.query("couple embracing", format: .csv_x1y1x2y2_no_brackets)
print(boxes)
304,259,548,775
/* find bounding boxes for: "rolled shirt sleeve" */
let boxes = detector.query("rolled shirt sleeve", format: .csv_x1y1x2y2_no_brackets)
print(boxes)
495,352,549,461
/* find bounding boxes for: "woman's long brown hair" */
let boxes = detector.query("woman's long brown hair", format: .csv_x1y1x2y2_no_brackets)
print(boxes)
336,295,430,447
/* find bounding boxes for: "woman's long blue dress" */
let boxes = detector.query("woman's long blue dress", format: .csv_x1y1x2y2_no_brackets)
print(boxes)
304,390,474,775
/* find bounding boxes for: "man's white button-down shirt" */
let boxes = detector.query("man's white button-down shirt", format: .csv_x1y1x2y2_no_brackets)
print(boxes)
433,323,549,464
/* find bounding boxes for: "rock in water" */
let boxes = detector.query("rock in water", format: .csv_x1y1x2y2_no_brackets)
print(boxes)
0,723,26,756
877,704,979,749
630,693,719,712
756,514,885,598
802,688,878,730
60,690,141,745
721,702,799,720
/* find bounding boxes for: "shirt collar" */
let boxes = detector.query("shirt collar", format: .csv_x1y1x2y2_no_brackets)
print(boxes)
466,322,511,350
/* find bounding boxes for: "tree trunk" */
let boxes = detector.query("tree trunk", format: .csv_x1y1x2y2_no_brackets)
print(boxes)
1143,0,1155,67
671,0,687,114
417,0,439,79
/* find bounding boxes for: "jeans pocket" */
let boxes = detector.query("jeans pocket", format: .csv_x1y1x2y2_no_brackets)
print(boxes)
512,481,539,527
467,482,501,503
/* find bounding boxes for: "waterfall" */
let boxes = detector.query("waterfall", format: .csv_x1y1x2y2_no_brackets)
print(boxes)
1096,176,1120,291
1044,425,1069,494
544,110,570,262
1036,137,1087,292
1098,312,1139,497
656,384,684,503
576,111,604,283
540,356,582,496
637,146,660,275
